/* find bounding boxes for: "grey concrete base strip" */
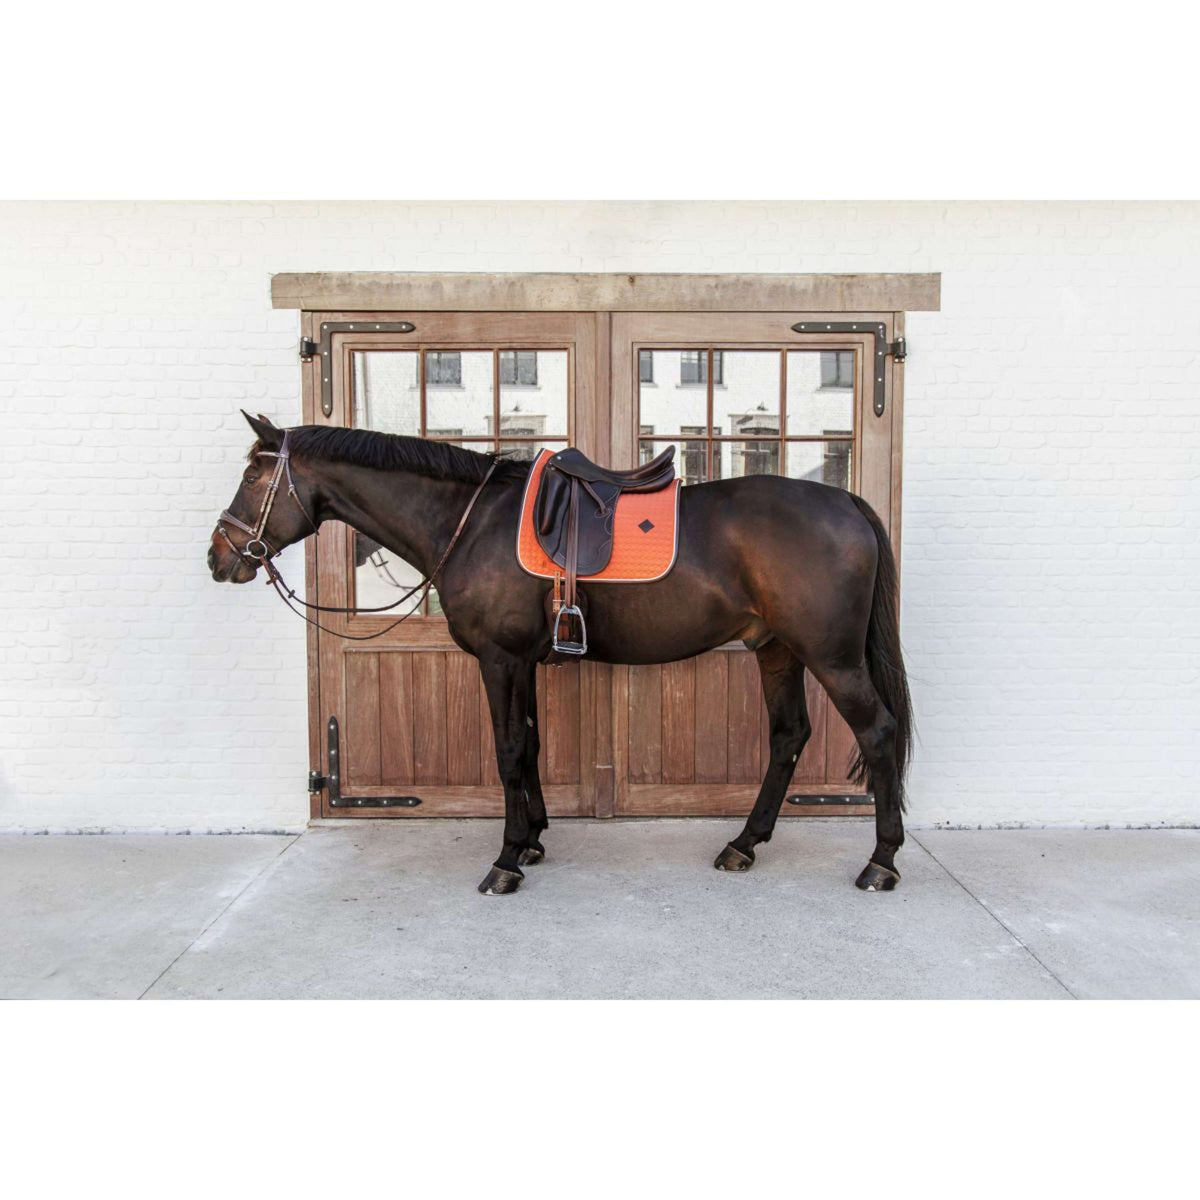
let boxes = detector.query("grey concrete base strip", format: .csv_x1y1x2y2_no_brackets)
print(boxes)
0,834,299,999
909,832,1077,999
11,825,1191,1000
143,820,1069,1000
911,829,1200,999
138,835,301,999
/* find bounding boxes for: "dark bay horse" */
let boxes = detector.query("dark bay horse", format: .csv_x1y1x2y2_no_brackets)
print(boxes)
210,413,913,896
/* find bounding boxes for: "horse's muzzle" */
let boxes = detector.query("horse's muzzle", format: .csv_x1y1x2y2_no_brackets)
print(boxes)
208,533,257,584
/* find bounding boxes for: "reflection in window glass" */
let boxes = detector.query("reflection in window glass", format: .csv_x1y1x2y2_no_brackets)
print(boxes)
713,350,780,441
715,439,780,481
787,351,854,437
500,438,567,464
638,349,706,434
426,351,462,386
642,439,709,487
821,350,855,388
499,349,567,440
353,530,423,612
351,346,570,617
353,351,420,435
499,350,538,386
424,350,492,438
637,346,857,492
785,440,852,490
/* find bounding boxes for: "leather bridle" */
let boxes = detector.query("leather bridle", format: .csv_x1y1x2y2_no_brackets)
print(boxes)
217,431,497,641
218,431,318,566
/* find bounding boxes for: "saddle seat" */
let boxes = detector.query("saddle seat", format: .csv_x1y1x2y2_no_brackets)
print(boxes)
541,446,677,493
523,446,678,656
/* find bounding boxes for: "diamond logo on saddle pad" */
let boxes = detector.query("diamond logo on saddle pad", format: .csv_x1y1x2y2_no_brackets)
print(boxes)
638,518,655,533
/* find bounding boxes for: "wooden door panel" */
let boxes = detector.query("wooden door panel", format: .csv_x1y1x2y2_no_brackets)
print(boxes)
693,652,729,782
337,651,586,812
344,653,382,787
610,312,892,817
617,647,870,815
726,650,762,784
661,659,696,784
379,654,415,784
445,653,482,786
308,312,599,818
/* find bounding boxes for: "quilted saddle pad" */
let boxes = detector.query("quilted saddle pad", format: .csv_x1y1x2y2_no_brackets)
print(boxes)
516,448,681,583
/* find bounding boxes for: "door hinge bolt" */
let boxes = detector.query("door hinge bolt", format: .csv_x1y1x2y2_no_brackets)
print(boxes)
300,337,319,361
889,337,907,362
308,770,327,793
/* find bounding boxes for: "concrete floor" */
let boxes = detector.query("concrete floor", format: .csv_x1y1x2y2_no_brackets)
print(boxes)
1,822,1196,999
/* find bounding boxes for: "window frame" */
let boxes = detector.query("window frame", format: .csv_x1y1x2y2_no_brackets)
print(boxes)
636,345,858,488
347,339,574,615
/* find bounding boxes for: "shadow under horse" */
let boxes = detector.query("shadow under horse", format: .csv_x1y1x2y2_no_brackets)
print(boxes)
210,413,913,896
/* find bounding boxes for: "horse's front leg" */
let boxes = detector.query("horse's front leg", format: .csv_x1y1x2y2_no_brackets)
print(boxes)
517,660,549,866
478,649,536,895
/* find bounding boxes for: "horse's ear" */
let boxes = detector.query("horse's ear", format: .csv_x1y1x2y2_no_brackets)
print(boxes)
241,409,283,450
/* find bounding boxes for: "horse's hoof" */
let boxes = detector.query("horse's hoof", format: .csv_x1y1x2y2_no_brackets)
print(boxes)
855,861,900,892
714,844,754,872
478,866,524,895
518,845,544,866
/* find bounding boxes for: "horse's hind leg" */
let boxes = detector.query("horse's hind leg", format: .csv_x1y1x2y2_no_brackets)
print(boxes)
518,661,548,866
714,641,811,872
809,662,904,890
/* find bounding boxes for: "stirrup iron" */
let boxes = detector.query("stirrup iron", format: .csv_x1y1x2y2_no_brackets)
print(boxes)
552,604,587,656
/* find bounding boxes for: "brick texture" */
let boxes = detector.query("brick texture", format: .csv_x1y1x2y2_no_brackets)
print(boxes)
1,202,1197,829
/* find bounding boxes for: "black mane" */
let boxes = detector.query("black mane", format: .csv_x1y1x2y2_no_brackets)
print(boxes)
262,426,530,484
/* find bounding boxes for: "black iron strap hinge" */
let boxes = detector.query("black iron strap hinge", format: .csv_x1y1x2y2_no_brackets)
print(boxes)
790,321,907,417
310,715,422,808
305,321,418,416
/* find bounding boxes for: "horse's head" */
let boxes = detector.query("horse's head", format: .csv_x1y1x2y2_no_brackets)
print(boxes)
208,411,319,583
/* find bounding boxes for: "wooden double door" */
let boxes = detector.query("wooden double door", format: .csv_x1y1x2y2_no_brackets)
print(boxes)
303,308,903,820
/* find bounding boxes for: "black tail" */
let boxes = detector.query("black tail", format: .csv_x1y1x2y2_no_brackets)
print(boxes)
847,495,914,808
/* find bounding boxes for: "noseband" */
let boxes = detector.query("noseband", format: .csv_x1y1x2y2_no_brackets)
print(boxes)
217,430,497,641
218,431,318,565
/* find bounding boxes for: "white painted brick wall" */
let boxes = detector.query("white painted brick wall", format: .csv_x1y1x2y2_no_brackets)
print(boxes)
1,202,1197,830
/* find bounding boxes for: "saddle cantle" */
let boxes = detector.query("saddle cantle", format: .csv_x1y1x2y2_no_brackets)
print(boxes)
516,447,681,656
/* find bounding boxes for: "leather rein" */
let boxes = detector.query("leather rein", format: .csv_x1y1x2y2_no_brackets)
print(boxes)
217,431,497,641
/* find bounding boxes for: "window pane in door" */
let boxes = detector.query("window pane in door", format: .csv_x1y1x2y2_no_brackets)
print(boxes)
499,349,568,440
786,350,854,437
354,531,423,613
641,438,709,486
500,438,567,464
715,438,780,480
425,350,493,437
711,350,781,440
785,439,853,490
353,351,420,434
638,350,707,435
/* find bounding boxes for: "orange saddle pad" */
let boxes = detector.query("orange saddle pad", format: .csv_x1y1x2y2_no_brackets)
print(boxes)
516,448,681,583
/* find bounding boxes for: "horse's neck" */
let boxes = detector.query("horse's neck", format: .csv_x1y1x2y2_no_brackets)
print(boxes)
315,463,475,576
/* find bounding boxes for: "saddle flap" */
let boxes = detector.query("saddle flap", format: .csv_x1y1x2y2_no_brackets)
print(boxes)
534,464,620,577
